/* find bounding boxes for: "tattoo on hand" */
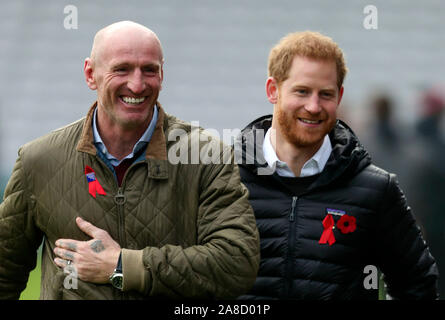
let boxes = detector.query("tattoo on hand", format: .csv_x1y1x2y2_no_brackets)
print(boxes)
67,242,77,251
59,241,77,251
65,251,75,260
90,240,105,253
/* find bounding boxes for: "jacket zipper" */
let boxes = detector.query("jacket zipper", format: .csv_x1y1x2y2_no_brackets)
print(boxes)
289,196,297,222
114,187,127,247
285,196,298,298
113,187,127,300
95,157,142,300
93,157,128,247
113,161,146,301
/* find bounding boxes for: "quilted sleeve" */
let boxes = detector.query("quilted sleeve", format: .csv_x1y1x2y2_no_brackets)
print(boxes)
376,173,439,299
0,148,43,299
122,145,260,298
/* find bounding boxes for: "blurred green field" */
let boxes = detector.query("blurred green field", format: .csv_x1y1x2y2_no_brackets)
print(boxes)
19,246,41,300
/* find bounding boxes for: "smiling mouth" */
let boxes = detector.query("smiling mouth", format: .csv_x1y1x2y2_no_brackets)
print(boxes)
120,96,146,105
298,118,322,124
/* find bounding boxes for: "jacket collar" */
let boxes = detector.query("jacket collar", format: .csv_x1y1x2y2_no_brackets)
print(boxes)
238,115,371,189
76,101,169,179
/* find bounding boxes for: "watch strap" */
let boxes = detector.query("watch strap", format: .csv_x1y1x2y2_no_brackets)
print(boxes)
116,251,122,273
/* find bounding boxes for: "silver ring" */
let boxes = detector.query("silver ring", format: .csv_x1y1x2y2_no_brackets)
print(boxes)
67,260,72,266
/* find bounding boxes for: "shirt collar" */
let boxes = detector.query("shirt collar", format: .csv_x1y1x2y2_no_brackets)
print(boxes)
92,105,158,166
262,128,332,177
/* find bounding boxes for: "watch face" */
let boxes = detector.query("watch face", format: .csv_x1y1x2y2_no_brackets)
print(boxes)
111,274,123,290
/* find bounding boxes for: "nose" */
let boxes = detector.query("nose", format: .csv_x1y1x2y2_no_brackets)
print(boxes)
127,69,146,95
304,93,322,114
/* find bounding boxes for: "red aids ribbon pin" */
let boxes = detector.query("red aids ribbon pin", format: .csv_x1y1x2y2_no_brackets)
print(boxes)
319,214,336,246
85,165,106,198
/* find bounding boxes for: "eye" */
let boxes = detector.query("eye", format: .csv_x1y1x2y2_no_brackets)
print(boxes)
321,91,335,99
295,88,308,95
114,67,128,73
142,66,159,75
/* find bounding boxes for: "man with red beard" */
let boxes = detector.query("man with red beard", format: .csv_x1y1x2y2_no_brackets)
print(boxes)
236,31,438,299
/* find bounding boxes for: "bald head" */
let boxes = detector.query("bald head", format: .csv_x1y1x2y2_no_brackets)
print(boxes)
83,20,164,136
90,21,163,67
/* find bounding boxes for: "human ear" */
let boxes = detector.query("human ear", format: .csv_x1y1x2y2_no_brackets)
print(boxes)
84,58,97,90
159,64,164,91
337,86,344,105
266,77,279,104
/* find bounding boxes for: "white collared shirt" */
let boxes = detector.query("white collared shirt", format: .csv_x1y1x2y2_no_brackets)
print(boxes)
262,128,332,177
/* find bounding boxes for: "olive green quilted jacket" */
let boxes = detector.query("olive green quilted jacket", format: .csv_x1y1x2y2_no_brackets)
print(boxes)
0,102,260,300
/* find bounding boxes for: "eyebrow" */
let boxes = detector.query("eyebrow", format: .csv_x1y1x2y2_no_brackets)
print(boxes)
291,85,337,92
320,88,337,93
141,63,160,71
111,62,129,69
110,62,160,71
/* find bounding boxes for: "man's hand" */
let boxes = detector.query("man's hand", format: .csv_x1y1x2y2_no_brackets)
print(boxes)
54,217,121,284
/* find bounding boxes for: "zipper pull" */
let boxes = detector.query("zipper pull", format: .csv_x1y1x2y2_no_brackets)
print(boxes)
114,188,126,205
289,196,298,221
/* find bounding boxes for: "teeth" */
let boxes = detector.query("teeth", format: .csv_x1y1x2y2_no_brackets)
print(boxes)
300,119,319,124
122,96,146,104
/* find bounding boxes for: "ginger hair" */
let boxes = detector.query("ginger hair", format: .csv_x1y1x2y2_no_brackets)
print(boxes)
268,31,347,89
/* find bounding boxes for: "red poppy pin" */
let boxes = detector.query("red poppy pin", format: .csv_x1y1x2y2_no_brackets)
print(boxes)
85,165,106,198
337,214,357,234
319,208,356,246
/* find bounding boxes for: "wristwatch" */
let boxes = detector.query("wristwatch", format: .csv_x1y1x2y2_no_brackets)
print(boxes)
109,251,123,290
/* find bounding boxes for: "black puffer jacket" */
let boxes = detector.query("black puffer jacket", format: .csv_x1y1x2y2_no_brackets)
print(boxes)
236,115,438,300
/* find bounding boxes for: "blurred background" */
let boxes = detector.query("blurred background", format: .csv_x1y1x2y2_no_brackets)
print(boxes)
0,0,444,299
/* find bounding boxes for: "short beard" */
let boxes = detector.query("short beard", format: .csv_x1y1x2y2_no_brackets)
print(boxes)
275,103,336,148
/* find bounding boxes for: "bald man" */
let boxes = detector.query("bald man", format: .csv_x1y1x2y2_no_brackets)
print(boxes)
0,21,260,300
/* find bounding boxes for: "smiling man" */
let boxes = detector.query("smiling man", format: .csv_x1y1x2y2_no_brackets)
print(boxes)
237,31,438,299
0,21,260,300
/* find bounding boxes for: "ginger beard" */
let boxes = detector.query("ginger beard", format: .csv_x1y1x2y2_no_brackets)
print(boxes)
274,95,337,148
